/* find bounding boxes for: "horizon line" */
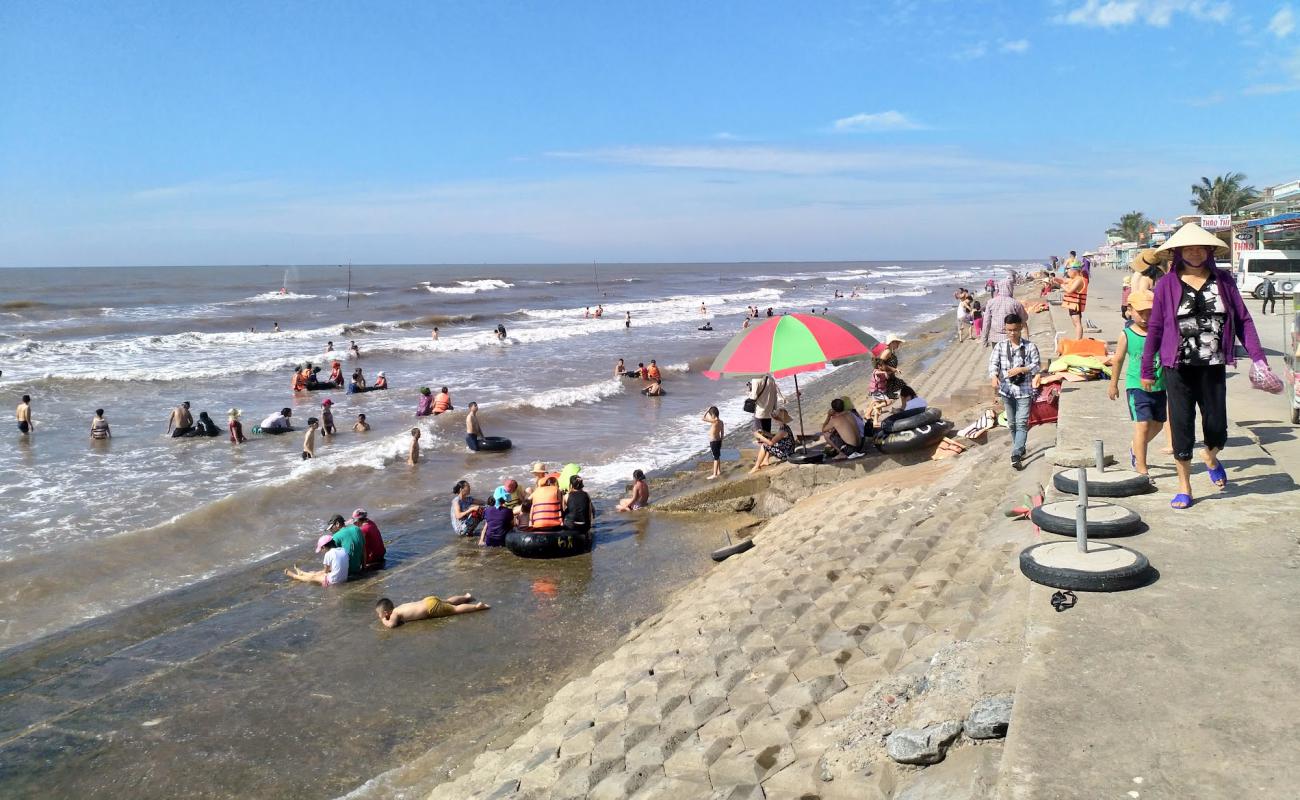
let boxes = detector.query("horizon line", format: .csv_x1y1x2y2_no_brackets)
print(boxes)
0,257,1044,270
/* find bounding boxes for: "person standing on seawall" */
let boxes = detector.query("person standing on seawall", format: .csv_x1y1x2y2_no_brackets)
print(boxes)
988,314,1040,471
1141,223,1270,510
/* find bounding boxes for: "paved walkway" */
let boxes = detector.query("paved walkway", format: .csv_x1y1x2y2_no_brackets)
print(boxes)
996,269,1300,798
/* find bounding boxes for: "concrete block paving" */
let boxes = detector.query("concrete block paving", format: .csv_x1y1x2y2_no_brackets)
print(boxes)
427,441,1018,798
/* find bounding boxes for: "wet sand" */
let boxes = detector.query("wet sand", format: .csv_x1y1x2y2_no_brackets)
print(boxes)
0,506,755,799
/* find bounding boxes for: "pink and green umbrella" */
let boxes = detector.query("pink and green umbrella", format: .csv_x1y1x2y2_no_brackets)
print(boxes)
704,313,880,444
703,313,879,379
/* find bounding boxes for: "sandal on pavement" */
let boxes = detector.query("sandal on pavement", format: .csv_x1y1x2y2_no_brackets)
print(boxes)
1207,462,1228,488
1170,493,1193,510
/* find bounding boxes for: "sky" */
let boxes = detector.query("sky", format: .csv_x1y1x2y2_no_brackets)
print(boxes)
2,0,1299,267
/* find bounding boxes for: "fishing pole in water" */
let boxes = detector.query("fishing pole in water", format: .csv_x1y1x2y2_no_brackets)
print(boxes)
346,262,352,309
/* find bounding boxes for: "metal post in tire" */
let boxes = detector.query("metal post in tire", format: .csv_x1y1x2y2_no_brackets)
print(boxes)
1076,466,1089,553
1021,458,1154,592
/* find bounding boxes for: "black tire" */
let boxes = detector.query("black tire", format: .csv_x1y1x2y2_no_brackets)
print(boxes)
877,421,953,455
785,448,825,465
1019,542,1152,592
1252,284,1266,300
1053,468,1155,497
475,436,512,452
505,529,592,558
882,407,942,434
711,538,754,562
1030,500,1143,538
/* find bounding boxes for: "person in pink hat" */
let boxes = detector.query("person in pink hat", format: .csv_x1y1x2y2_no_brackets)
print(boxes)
352,508,386,571
321,398,336,436
284,535,348,586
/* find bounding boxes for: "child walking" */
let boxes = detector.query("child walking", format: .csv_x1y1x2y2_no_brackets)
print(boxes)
702,406,724,479
1107,290,1164,477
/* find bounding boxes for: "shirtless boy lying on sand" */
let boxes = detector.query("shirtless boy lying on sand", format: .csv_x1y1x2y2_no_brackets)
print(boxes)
375,594,489,627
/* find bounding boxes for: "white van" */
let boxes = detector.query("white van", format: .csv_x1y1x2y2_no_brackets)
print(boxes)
1237,250,1300,298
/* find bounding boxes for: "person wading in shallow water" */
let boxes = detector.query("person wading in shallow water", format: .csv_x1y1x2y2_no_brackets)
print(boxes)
167,401,193,437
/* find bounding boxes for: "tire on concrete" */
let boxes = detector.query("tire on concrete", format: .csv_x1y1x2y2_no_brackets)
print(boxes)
785,448,825,465
711,538,754,562
1019,542,1152,592
882,407,942,434
878,421,953,455
1053,468,1155,497
1030,500,1143,538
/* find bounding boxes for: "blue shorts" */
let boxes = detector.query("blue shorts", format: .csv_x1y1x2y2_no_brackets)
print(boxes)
1126,388,1168,423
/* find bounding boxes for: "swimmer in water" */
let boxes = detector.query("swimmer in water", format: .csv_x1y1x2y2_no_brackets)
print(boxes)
408,427,421,465
273,321,281,332
374,594,488,627
350,340,361,359
625,311,631,329
353,413,370,433
614,358,626,377
167,401,194,437
431,327,439,340
302,417,319,459
16,395,34,435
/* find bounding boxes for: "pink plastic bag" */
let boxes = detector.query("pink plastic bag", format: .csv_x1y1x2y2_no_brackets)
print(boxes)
1250,362,1284,394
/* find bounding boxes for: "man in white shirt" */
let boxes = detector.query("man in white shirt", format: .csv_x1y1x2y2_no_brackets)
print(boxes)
260,407,293,434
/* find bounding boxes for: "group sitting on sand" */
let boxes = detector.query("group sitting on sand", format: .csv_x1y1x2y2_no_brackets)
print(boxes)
285,508,387,586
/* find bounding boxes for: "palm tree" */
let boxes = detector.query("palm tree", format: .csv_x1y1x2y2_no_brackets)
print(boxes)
1107,211,1152,243
1190,173,1260,215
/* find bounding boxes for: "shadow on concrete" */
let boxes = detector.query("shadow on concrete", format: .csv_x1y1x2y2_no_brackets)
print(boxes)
1237,419,1298,448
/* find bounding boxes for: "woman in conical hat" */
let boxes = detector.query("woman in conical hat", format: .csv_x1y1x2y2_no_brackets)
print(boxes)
1141,222,1268,509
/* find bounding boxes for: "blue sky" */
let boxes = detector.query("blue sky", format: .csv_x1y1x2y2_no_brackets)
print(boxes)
2,0,1298,266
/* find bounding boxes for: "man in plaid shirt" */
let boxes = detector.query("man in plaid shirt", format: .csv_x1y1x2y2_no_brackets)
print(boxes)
987,313,1041,470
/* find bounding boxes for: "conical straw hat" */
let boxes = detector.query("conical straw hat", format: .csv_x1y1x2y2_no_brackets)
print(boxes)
1129,248,1166,272
1156,222,1229,253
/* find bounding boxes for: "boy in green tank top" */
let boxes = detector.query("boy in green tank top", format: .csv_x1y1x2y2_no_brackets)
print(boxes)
1108,290,1166,476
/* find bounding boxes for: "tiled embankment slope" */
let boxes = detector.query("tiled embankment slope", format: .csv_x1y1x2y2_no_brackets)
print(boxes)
427,439,1031,800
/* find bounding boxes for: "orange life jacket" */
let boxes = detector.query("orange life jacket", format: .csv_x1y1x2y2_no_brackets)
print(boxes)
1063,277,1089,311
529,485,563,529
292,372,307,391
646,365,661,381
433,392,451,413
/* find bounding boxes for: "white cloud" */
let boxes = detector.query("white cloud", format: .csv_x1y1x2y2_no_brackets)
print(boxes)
545,144,1046,178
1270,5,1295,37
831,110,927,132
1242,82,1296,94
131,178,281,201
1000,39,1032,53
953,42,989,60
1059,0,1231,28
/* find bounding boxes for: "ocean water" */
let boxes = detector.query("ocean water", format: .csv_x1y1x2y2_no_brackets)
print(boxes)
0,261,1025,651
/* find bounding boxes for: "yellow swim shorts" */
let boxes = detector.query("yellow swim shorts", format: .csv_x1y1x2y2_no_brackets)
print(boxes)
423,596,458,618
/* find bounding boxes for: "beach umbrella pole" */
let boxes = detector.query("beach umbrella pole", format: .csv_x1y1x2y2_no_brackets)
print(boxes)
793,374,806,446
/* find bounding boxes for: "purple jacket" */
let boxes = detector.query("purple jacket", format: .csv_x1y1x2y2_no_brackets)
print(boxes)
1141,265,1266,381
